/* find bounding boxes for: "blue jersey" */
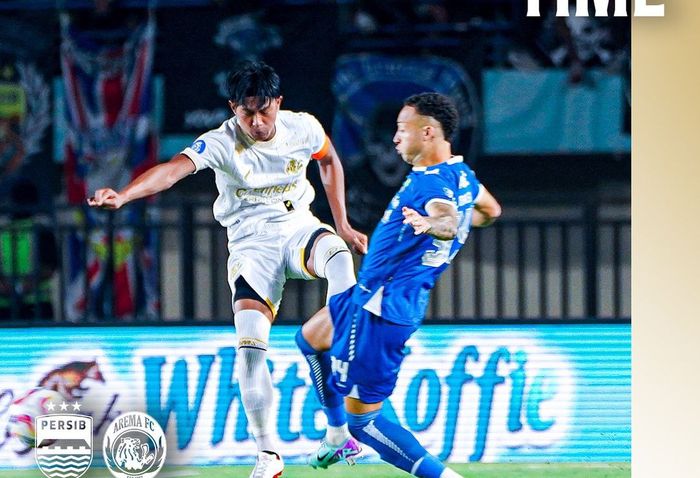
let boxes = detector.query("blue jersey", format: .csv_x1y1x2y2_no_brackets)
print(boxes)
352,156,482,326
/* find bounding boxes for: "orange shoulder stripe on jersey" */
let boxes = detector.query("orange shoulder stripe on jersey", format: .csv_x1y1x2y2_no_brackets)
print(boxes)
311,135,331,160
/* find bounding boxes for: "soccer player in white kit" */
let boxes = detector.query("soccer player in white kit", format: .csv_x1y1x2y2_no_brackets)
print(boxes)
88,61,368,477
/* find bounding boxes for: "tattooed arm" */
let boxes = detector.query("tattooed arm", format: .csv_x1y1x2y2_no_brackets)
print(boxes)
402,202,458,240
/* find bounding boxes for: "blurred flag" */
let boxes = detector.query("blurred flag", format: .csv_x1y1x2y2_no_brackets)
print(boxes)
60,13,159,321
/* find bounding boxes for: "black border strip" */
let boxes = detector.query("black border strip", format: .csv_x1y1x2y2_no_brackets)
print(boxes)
0,317,631,329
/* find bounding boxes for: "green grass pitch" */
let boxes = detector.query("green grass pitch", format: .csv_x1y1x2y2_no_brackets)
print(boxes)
0,463,631,478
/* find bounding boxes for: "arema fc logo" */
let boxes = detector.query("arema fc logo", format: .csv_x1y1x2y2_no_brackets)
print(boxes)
103,412,166,478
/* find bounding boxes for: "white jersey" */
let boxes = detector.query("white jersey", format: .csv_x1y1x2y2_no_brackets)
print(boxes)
181,110,328,237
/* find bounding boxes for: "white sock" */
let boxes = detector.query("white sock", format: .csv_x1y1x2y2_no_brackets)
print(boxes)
313,234,356,303
325,423,350,446
234,309,275,453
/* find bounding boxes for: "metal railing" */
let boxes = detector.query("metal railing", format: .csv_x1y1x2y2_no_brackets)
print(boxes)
0,197,630,325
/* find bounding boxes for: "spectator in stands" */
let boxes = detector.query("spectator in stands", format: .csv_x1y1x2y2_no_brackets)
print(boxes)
0,177,58,320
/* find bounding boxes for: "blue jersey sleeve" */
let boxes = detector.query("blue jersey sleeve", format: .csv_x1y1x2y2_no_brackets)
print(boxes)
468,173,482,207
472,181,484,203
453,166,482,211
411,174,457,214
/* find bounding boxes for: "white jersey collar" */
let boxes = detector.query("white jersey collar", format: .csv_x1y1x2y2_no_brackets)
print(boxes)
412,155,464,171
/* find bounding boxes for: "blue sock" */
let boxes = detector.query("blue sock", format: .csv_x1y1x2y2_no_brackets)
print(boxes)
295,329,346,426
347,410,446,478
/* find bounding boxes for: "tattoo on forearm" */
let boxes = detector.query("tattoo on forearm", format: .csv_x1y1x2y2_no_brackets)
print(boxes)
426,217,457,240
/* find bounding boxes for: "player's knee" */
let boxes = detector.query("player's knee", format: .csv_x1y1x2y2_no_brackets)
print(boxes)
234,309,271,351
234,309,272,382
312,234,351,279
347,410,380,440
295,328,315,355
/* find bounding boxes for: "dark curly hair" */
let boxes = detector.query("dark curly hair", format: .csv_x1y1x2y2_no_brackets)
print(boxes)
226,61,281,108
404,92,459,141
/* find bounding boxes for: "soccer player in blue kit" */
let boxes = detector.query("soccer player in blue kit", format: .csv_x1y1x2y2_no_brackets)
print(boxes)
295,92,501,477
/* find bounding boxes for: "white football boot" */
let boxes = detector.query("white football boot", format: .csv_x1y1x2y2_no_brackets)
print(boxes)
249,451,284,478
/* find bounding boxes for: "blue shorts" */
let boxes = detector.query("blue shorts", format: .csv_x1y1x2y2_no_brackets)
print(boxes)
328,286,418,403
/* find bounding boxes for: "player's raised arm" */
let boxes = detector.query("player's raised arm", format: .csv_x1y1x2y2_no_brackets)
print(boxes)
315,138,368,254
471,185,502,227
402,202,458,240
87,154,196,210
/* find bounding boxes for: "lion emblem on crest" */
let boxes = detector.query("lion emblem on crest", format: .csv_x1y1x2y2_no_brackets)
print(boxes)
115,437,154,471
103,412,166,478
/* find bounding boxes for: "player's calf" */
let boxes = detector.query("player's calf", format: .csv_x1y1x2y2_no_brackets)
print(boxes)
347,410,456,478
295,328,353,455
235,310,276,454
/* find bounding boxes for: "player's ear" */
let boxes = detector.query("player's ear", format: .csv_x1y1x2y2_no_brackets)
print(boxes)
228,100,237,115
276,96,283,108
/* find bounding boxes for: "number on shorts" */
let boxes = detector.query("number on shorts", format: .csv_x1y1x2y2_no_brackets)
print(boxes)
331,356,350,383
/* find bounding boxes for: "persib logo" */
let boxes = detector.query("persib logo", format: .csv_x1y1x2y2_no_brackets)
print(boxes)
35,413,93,478
526,0,664,17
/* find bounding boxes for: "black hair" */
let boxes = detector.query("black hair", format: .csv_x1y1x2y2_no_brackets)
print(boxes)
226,60,281,108
404,92,459,141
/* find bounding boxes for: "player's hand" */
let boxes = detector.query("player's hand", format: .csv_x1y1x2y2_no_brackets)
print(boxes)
337,224,368,255
87,188,126,210
402,207,431,235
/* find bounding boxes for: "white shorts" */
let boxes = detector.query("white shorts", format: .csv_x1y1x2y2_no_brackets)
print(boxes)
226,210,333,316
